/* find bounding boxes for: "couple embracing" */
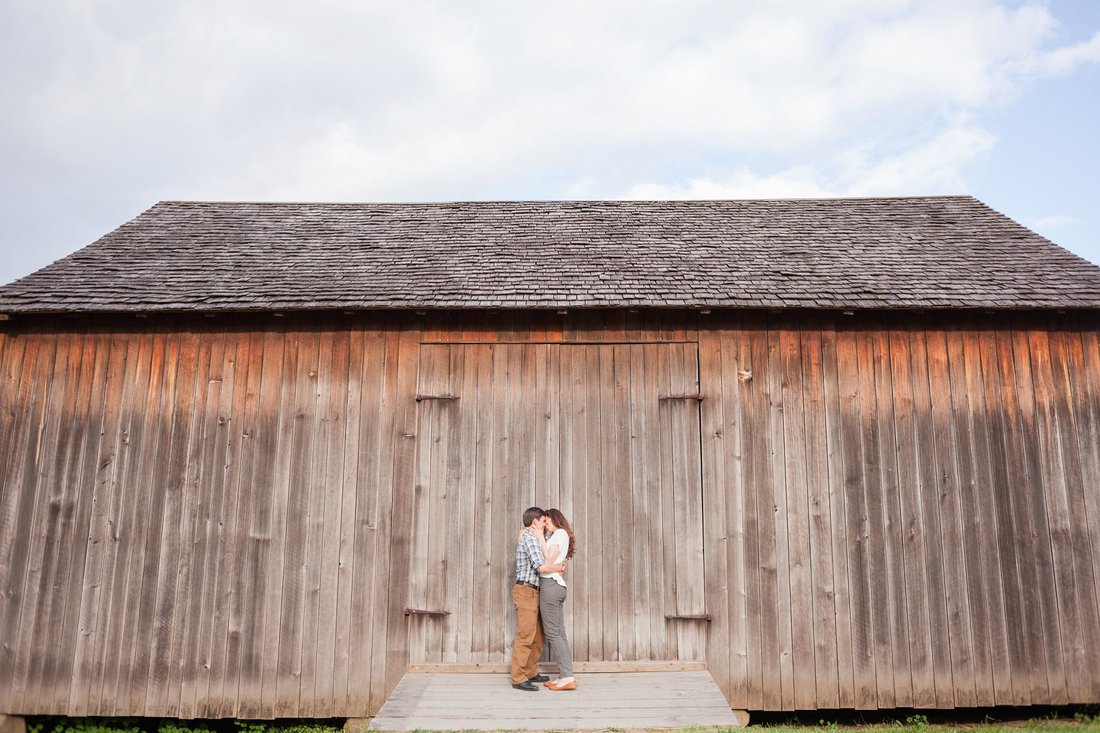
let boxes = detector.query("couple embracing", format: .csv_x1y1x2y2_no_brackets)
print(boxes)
510,506,577,692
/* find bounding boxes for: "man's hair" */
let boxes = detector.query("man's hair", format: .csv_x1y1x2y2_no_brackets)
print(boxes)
522,506,545,528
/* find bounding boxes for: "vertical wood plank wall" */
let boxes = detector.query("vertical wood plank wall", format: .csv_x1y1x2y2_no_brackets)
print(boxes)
1,311,1098,717
698,313,1100,710
0,318,421,719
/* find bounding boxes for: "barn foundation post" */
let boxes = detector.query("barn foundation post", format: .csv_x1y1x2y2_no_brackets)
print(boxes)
342,718,371,733
0,715,26,733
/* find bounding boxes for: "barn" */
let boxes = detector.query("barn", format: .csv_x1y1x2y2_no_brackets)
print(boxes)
1,196,1099,723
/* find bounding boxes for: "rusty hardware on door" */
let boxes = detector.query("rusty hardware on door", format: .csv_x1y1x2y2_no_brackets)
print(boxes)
665,613,713,621
404,608,451,617
658,393,704,401
415,394,460,402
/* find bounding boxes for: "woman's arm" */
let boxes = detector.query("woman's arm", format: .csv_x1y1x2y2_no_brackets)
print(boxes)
518,526,552,561
536,529,555,563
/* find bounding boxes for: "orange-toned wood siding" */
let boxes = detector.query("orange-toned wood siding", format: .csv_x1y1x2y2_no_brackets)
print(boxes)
699,314,1100,710
0,319,421,718
1,311,1098,717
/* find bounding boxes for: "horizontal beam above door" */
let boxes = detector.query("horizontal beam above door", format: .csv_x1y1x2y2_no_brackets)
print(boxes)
407,660,708,674
420,339,699,345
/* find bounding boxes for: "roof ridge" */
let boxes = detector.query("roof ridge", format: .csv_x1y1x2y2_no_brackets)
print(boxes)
152,195,981,207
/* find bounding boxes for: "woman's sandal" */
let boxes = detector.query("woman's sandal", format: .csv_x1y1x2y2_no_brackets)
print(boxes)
546,678,577,691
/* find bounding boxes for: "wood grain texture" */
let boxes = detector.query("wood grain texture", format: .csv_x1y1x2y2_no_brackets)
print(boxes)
236,326,285,718
48,332,112,716
376,326,421,711
765,330,795,710
801,325,840,710
1042,329,1100,702
923,330,976,708
963,328,1015,705
11,332,73,713
211,330,258,718
0,331,39,707
1070,325,1100,701
888,328,935,708
1072,326,1100,698
628,344,654,662
784,326,818,709
1012,330,1069,705
86,332,139,716
342,327,374,713
2,312,1099,717
743,325,781,709
699,327,731,699
181,329,229,718
869,330,905,708
822,322,857,710
836,327,878,709
907,329,951,707
976,330,1030,706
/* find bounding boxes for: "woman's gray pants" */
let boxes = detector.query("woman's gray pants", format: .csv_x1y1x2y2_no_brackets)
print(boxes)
539,580,573,678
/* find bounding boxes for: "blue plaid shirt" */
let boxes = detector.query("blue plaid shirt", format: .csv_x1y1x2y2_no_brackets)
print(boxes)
515,531,543,586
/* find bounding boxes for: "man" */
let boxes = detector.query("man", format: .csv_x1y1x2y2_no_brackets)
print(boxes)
511,506,565,691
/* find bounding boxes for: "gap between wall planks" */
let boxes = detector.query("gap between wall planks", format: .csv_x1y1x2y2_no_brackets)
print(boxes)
0,310,1098,717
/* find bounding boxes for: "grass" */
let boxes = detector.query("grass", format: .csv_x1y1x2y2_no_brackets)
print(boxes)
25,719,345,733
23,708,1100,733
745,706,1100,733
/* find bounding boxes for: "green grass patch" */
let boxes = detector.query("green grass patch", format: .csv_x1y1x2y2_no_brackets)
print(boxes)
21,708,1100,733
26,719,343,733
751,704,1100,733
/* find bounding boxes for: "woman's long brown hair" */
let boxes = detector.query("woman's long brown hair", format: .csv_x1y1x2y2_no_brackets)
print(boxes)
544,508,576,559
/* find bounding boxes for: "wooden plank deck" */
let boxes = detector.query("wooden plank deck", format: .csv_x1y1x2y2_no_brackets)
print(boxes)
368,671,745,731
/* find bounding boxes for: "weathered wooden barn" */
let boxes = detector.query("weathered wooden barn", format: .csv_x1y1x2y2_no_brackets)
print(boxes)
1,197,1099,721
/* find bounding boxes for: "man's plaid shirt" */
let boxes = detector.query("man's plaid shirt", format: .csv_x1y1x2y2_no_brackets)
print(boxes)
515,531,543,586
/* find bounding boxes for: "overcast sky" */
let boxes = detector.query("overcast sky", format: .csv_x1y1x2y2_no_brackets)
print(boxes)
2,0,1098,286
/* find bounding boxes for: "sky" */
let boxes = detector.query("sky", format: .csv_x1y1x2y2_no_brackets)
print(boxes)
1,0,1098,287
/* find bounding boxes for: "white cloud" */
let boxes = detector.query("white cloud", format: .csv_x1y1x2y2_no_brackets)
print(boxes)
624,126,997,200
1011,30,1100,76
625,167,834,201
1030,214,1079,231
3,0,1088,199
1,0,1099,281
843,126,999,195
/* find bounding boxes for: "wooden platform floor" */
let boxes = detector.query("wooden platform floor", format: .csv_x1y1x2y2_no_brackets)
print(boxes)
368,671,744,731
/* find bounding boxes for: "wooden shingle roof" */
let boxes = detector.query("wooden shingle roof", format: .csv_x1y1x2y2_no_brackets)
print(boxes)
2,196,1099,313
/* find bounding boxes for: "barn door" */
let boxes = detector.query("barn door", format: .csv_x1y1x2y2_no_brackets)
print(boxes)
407,342,706,666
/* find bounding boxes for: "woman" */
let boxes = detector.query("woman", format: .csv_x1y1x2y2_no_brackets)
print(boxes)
535,507,577,690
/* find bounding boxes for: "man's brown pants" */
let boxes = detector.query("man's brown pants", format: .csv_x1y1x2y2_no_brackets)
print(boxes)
510,584,544,684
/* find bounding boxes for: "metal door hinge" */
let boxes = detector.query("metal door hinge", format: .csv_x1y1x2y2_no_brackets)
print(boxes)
665,613,712,621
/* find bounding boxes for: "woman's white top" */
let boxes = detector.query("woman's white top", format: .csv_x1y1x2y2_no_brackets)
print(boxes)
539,528,569,587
